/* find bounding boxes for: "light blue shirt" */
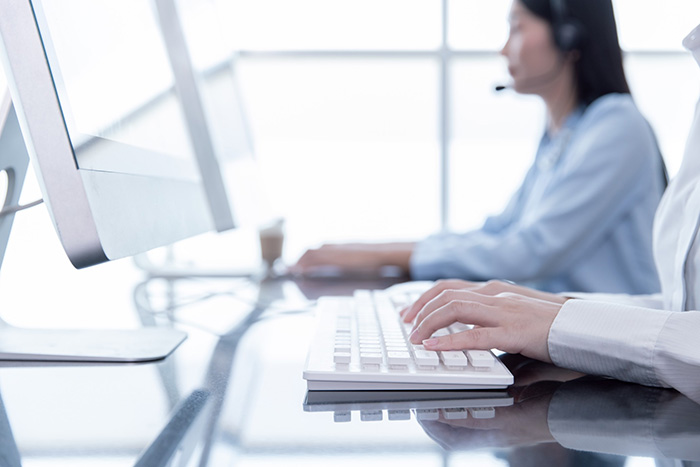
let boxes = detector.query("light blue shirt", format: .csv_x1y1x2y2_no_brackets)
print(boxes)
411,93,665,294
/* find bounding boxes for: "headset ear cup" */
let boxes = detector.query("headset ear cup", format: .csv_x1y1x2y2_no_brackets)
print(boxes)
555,19,585,52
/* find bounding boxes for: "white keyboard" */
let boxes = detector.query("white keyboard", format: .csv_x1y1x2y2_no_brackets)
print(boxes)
303,290,514,390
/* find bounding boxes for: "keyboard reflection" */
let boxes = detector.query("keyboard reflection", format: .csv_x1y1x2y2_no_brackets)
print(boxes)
303,390,513,423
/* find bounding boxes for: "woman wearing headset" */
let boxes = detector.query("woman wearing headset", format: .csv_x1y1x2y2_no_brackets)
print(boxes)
404,21,700,402
294,0,667,295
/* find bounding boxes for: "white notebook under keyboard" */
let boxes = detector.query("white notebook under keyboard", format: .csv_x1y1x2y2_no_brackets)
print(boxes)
303,289,514,390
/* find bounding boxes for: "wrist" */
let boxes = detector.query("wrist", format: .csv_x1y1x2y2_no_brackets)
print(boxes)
377,243,414,271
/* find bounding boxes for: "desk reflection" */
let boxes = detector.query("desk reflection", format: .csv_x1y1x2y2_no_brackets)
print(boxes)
302,354,700,466
420,356,700,466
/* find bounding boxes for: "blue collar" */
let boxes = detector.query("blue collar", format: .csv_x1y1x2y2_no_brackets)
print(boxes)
537,105,585,171
543,104,585,143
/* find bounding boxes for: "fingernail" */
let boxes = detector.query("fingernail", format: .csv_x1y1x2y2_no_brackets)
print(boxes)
423,338,439,348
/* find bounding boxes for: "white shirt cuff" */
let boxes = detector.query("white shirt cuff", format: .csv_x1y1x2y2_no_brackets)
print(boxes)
559,292,664,309
548,299,672,386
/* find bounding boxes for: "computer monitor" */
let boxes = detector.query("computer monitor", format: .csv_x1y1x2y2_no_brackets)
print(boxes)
136,0,274,278
0,0,238,361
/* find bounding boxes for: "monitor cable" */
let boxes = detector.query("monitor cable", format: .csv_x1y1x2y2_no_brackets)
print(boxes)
0,198,43,218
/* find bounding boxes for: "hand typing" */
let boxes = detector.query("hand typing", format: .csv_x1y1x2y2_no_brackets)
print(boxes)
404,280,568,363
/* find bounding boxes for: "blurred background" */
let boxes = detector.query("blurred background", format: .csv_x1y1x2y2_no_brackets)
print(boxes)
1,0,699,328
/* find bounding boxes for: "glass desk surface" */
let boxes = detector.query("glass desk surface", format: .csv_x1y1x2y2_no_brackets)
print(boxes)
0,275,698,467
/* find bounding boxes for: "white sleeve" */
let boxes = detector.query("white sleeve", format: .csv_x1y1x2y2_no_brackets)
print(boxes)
654,311,700,401
549,300,700,401
560,292,664,309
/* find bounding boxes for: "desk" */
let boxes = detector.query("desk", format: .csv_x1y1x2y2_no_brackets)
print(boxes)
0,274,698,466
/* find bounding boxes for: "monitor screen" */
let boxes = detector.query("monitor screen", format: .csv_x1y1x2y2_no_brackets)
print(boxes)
33,0,197,181
0,0,234,268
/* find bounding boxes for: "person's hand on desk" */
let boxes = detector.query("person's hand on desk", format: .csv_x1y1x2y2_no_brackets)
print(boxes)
291,242,415,276
405,280,569,363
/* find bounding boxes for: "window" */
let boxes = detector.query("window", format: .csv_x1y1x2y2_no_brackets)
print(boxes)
221,0,699,256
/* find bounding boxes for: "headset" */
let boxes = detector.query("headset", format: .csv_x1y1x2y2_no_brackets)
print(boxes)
550,0,585,53
496,0,584,92
550,0,669,189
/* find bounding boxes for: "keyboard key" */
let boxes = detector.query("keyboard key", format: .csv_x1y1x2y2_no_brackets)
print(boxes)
336,317,352,331
384,338,406,346
413,349,439,367
360,352,383,365
334,352,351,364
383,331,404,339
360,344,382,352
440,350,469,368
359,338,381,346
466,350,495,369
387,351,411,366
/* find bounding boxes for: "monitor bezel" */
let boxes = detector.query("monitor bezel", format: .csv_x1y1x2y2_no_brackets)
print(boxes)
0,0,225,268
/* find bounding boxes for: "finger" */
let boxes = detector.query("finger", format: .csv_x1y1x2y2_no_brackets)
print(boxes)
409,300,499,344
471,280,509,296
411,290,499,332
294,247,349,270
473,280,534,298
474,280,569,305
401,280,472,323
398,305,411,318
290,255,311,272
470,279,530,298
293,249,322,268
421,326,504,353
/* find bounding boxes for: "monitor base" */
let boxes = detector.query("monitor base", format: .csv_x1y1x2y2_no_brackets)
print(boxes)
133,252,263,280
0,323,186,363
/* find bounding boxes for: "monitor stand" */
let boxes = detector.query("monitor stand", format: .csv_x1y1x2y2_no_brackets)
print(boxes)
133,250,264,281
0,92,186,363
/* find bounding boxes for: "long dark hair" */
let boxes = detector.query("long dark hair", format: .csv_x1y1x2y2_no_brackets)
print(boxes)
519,0,630,106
